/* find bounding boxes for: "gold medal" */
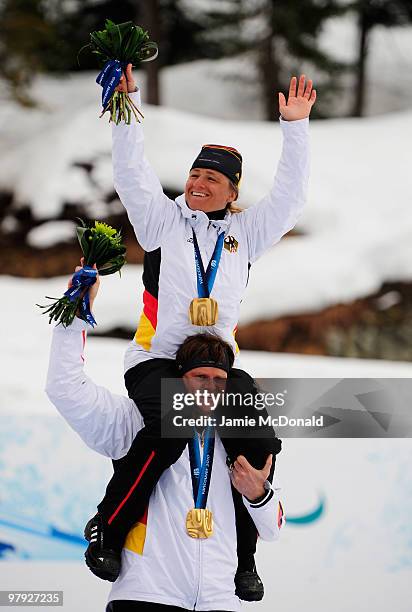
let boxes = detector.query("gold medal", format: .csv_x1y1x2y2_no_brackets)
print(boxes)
186,508,214,539
189,298,218,326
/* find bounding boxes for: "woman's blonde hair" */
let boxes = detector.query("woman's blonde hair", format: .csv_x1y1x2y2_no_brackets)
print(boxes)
227,180,243,214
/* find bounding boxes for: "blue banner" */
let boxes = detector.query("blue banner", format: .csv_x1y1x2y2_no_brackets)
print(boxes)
63,266,97,327
96,60,123,109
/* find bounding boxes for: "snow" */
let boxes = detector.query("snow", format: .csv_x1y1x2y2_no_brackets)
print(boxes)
1,16,412,610
0,19,411,320
27,220,77,248
1,82,412,320
319,18,412,116
2,269,412,423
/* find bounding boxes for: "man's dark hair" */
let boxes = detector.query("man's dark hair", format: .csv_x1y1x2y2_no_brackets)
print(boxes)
176,333,235,375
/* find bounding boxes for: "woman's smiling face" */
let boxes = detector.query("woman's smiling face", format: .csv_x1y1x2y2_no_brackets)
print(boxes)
185,168,236,213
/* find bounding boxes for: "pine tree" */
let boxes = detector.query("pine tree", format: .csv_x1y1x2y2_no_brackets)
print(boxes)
0,0,355,117
0,0,208,105
193,0,351,120
349,0,412,116
0,0,58,105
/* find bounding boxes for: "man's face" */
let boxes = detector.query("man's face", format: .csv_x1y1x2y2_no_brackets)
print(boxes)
183,366,227,413
185,168,236,213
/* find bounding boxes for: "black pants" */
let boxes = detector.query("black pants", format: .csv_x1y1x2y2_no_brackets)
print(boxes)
98,359,281,569
107,602,234,611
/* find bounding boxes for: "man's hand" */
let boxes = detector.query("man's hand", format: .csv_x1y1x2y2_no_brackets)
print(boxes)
279,75,316,121
68,259,100,316
116,63,137,93
230,454,272,501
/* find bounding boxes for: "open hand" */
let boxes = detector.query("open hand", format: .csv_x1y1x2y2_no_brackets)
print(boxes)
230,454,272,501
115,63,137,93
279,75,316,121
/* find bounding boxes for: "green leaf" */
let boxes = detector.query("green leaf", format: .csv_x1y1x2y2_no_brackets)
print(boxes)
90,30,112,58
86,20,157,66
109,21,123,58
139,41,159,63
75,220,90,258
98,254,127,276
120,26,134,59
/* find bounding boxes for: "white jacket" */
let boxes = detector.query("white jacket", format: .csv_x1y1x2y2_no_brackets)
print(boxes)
112,92,310,373
45,319,284,611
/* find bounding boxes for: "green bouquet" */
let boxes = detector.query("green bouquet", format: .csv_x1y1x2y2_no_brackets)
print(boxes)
81,19,158,124
38,220,126,328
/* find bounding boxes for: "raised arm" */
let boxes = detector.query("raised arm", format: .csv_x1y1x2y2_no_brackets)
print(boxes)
45,267,143,459
112,64,178,251
45,319,143,459
241,75,316,263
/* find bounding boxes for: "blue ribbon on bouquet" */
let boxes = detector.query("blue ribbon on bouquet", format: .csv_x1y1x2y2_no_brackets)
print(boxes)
96,59,124,109
64,266,97,327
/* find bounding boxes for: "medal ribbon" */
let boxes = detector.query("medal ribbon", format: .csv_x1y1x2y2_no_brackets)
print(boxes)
192,230,225,299
188,426,215,509
96,59,124,110
63,266,97,327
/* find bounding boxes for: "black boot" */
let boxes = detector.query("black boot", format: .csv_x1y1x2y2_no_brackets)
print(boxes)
84,514,121,582
235,563,264,602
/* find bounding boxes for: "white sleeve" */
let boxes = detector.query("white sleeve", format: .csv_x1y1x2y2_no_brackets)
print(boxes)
240,117,310,263
45,317,143,460
111,90,179,251
242,478,285,541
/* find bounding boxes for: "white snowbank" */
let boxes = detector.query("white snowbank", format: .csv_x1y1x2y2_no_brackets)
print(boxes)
1,82,412,321
2,269,412,419
27,220,77,248
0,19,412,320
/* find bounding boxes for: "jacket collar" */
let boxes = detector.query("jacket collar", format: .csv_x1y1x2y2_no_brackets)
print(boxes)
175,194,231,231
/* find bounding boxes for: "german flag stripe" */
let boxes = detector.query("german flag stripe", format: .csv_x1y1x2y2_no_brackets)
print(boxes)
134,289,158,350
134,311,156,351
124,506,149,555
201,144,242,162
124,520,147,556
233,326,240,354
142,289,158,330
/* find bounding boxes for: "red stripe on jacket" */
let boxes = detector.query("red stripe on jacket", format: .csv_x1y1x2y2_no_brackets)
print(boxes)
142,290,158,330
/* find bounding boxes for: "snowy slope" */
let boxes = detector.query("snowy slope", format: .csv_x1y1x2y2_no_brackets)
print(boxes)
4,268,412,420
0,19,411,325
1,75,412,322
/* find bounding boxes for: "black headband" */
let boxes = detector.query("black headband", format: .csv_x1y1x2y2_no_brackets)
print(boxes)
191,144,242,186
176,357,232,376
